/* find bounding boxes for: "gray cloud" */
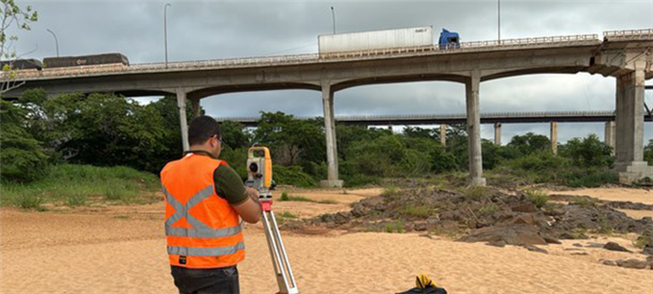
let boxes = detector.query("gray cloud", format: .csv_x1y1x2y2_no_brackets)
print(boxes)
12,0,653,143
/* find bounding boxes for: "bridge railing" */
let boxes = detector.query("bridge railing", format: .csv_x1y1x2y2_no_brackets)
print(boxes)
604,29,653,40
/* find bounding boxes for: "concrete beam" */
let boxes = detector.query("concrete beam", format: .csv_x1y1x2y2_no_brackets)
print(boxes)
320,82,343,188
494,123,502,145
465,71,486,186
604,121,616,150
440,124,447,147
613,66,653,183
550,122,558,155
176,89,189,151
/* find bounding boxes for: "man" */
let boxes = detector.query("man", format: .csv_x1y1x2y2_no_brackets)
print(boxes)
160,116,261,294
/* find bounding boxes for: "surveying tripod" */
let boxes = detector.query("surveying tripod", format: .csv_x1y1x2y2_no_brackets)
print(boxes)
245,147,299,294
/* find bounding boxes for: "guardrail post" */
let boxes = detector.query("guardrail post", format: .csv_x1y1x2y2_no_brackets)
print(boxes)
465,71,486,186
320,82,343,188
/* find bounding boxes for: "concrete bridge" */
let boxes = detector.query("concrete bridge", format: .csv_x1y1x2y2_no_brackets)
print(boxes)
4,29,653,186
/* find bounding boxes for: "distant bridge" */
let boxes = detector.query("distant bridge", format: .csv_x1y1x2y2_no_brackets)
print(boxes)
216,110,653,127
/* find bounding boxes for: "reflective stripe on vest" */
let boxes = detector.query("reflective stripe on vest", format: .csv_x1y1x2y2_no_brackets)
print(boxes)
163,185,242,239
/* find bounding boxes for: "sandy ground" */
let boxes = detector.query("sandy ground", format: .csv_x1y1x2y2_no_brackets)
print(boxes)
1,188,652,294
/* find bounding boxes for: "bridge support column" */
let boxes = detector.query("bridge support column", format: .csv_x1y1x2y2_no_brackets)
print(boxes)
613,68,653,183
190,98,201,118
550,122,558,155
176,89,189,151
465,71,486,186
440,124,447,147
320,83,343,188
494,123,502,145
604,121,616,150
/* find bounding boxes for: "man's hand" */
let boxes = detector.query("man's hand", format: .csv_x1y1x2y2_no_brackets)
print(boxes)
245,187,260,204
233,188,262,224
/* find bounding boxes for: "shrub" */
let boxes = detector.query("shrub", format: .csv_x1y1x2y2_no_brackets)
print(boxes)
400,204,433,218
479,203,499,214
523,189,549,208
463,186,486,201
564,170,618,188
560,134,614,168
273,165,318,188
12,193,45,210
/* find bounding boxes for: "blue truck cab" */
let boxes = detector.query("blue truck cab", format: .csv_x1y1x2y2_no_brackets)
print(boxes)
438,29,460,49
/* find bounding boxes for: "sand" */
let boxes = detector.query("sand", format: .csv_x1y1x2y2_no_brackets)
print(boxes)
1,188,652,294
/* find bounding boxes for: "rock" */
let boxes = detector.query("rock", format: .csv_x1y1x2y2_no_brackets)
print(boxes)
543,236,561,244
524,244,548,254
601,260,617,266
506,214,535,226
604,242,631,253
573,243,583,247
544,207,566,216
487,240,506,247
571,252,589,256
642,247,653,256
587,242,606,248
616,259,648,270
414,221,427,231
459,225,547,246
511,203,537,213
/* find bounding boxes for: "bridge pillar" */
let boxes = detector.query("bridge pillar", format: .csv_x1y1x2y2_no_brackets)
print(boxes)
176,89,190,151
613,67,653,183
190,98,201,118
465,71,486,186
550,122,558,155
604,121,616,150
440,124,447,147
320,83,343,188
494,123,502,145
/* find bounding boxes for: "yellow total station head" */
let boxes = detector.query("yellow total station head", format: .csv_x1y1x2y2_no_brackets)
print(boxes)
247,146,272,190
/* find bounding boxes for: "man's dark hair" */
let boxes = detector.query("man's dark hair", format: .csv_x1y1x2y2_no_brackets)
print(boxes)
188,116,221,146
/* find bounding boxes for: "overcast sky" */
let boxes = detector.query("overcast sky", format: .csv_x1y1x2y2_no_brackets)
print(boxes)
13,0,653,144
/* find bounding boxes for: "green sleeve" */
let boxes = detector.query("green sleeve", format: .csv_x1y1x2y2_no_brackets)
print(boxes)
214,164,248,205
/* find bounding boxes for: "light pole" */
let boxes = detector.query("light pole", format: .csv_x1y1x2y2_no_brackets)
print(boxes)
46,29,59,57
330,6,336,34
164,3,171,68
498,0,501,43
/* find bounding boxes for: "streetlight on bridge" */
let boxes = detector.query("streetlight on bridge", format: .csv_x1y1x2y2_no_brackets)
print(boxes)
164,3,171,68
330,6,336,34
46,29,59,57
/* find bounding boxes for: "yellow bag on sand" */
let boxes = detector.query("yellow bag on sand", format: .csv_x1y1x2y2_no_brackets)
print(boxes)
396,274,447,294
416,273,435,289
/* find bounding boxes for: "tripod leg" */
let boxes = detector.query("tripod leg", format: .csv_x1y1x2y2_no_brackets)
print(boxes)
262,211,291,293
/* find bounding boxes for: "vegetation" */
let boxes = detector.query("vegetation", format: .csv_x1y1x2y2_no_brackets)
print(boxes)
0,164,160,209
523,189,549,208
0,88,630,211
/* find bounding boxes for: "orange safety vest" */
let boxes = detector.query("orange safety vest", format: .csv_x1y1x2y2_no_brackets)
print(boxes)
160,153,245,269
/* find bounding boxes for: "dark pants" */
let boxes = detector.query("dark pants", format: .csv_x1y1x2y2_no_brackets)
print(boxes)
171,265,239,294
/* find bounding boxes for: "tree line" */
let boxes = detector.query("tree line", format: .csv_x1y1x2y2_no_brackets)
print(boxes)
2,89,653,187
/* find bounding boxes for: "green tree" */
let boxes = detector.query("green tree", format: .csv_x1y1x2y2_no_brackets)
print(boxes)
254,112,325,166
507,132,551,156
1,0,38,94
559,134,614,168
0,100,49,182
645,139,653,165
